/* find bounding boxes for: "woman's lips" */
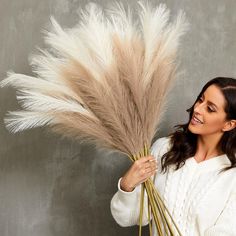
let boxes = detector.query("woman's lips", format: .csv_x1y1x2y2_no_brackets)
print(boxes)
190,115,203,125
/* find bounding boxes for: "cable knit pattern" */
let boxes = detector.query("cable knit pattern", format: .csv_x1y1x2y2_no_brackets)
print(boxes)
110,136,236,236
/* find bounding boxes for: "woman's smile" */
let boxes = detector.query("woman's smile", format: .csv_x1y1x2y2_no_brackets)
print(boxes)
190,114,203,125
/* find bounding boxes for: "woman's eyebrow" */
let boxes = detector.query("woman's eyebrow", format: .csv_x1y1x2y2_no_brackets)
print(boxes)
202,94,218,109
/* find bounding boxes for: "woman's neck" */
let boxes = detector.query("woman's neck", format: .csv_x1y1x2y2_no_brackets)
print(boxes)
195,133,224,162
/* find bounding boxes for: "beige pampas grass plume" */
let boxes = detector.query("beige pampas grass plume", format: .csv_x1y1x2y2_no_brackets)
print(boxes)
0,2,189,235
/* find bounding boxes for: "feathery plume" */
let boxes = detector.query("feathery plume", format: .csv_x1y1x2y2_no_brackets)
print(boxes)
0,2,189,235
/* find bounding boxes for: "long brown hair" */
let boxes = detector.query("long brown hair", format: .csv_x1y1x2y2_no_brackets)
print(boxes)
161,77,236,174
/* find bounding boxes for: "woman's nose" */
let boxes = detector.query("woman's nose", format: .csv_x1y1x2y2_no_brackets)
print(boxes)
194,103,203,114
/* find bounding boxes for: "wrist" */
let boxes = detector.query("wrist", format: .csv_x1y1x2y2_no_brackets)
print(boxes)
120,177,135,192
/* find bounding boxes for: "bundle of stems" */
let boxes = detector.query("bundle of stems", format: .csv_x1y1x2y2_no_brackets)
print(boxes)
130,144,182,235
0,2,188,235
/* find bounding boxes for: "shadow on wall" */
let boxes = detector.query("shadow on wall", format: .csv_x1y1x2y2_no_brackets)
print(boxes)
0,128,148,236
49,143,149,236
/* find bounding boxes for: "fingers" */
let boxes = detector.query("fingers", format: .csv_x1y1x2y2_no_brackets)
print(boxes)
120,155,158,192
140,157,158,182
143,163,158,177
133,155,157,172
145,166,157,174
138,169,157,185
135,155,156,168
144,160,157,170
138,160,158,182
138,155,156,163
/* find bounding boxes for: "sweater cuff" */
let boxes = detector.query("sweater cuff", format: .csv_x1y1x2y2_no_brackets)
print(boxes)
117,177,139,205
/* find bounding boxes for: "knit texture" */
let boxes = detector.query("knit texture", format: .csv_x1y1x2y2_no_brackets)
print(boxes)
110,136,236,236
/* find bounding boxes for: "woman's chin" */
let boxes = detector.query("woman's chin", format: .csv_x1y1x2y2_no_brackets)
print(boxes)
188,123,200,134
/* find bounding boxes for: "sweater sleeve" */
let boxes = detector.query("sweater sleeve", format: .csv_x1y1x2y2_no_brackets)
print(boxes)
110,177,150,227
110,137,168,227
204,191,236,236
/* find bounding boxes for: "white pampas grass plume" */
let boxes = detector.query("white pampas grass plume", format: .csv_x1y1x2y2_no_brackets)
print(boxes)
3,111,54,133
0,1,189,156
16,90,91,115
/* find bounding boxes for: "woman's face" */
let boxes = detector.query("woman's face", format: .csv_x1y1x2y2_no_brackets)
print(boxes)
188,84,229,136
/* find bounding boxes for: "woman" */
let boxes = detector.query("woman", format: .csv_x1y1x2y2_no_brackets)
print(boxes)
110,77,236,236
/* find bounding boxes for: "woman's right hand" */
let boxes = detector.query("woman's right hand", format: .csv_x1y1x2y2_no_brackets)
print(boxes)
120,155,158,192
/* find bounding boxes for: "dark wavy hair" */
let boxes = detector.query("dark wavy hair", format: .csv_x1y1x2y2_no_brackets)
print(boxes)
161,77,236,174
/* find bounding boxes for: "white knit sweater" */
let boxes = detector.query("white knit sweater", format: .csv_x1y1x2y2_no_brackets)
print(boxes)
110,136,236,236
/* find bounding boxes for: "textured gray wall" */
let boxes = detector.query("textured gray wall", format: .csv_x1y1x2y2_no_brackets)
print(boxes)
1,0,236,236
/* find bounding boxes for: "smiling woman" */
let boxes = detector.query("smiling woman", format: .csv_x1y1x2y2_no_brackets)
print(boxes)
110,77,236,236
166,77,236,169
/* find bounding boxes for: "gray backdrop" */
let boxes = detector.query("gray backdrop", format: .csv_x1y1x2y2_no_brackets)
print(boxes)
1,0,236,236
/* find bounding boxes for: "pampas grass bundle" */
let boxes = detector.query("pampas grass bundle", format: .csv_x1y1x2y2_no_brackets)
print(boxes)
0,2,188,235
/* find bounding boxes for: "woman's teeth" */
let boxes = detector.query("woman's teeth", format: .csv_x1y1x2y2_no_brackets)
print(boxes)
192,116,203,124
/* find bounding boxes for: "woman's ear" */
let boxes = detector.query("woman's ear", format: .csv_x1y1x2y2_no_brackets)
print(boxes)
222,119,236,132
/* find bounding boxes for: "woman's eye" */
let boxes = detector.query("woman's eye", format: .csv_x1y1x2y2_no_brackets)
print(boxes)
198,97,203,102
207,107,214,112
